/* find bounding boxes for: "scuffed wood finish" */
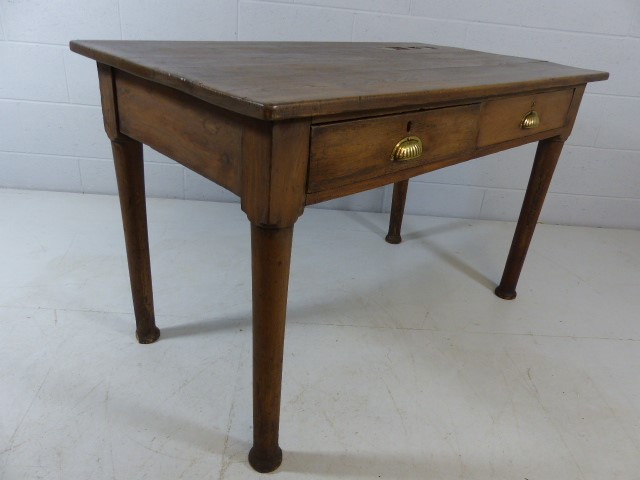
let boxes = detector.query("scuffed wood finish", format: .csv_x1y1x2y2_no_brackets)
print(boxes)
112,136,160,344
495,137,565,300
249,224,294,473
309,104,479,192
241,119,310,227
116,71,243,195
560,84,587,140
74,40,608,474
477,88,574,147
97,63,119,140
386,180,409,244
305,123,570,206
71,41,608,120
307,88,577,201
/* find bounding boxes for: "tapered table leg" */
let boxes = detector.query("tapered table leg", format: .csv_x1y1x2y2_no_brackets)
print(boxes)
112,136,160,344
385,179,409,244
495,137,565,300
248,224,294,473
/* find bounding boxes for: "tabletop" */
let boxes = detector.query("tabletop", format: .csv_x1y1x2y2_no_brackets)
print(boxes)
69,41,608,120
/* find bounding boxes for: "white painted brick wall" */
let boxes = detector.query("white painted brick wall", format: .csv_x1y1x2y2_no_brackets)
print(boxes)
0,0,638,228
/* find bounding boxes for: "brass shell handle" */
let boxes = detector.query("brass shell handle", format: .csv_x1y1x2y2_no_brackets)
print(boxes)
520,110,540,129
391,136,423,161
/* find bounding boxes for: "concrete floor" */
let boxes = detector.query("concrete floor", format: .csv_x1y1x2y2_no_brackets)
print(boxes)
1,188,639,479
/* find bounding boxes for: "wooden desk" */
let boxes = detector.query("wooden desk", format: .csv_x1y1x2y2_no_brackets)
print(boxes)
69,41,607,473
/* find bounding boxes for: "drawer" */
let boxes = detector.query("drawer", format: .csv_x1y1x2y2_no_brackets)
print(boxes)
477,89,574,147
308,104,480,192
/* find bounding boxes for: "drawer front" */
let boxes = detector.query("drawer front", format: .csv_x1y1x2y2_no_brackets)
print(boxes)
477,89,574,147
309,104,480,192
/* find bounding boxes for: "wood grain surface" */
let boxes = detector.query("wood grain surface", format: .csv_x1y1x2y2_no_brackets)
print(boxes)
309,104,479,192
477,88,574,146
71,41,608,120
116,71,243,195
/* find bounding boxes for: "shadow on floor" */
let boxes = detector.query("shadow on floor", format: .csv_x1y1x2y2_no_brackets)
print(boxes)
160,314,250,339
342,210,497,292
